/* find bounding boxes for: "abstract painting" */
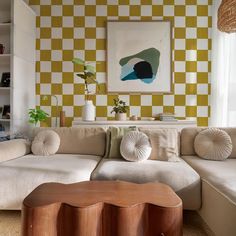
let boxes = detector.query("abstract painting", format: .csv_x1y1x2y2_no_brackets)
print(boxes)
107,21,172,93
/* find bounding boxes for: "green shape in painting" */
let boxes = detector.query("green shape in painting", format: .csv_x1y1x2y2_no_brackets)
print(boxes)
119,48,160,84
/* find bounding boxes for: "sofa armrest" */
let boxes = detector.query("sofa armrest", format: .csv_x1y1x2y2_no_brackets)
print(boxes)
0,139,31,163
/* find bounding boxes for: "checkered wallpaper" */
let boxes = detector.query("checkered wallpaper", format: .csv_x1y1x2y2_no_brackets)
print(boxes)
29,0,212,127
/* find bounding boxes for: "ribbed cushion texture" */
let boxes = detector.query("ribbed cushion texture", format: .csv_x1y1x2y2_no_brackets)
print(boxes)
120,131,152,162
32,130,60,156
194,128,233,161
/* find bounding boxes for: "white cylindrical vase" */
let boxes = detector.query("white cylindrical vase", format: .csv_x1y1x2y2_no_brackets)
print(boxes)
82,100,95,121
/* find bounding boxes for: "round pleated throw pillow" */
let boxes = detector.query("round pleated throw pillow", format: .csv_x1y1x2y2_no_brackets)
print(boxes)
194,128,232,161
32,130,60,156
120,131,152,162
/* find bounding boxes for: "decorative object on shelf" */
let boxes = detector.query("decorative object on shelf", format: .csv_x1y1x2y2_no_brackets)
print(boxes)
218,0,236,33
130,115,138,121
42,95,59,127
148,117,156,121
60,111,65,127
1,72,10,87
107,21,172,93
0,44,5,54
0,107,2,116
82,100,96,121
2,105,10,119
111,98,129,121
72,57,100,121
158,113,177,121
72,57,99,95
28,108,49,127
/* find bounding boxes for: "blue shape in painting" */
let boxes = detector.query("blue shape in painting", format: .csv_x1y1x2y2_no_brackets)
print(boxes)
119,48,160,84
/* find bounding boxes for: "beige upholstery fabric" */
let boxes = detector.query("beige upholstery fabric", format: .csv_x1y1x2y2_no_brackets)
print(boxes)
0,139,31,163
92,158,201,210
0,154,101,209
181,127,236,158
32,130,60,156
120,131,152,162
182,155,236,204
194,128,232,161
107,126,137,159
33,127,106,156
199,180,236,236
139,128,180,161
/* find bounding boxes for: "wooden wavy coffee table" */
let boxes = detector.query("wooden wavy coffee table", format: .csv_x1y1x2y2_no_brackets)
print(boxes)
22,181,182,236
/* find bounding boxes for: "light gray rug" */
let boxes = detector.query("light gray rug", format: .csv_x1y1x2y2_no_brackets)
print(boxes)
0,210,214,236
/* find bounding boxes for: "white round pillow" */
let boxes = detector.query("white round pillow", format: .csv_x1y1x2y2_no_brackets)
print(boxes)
32,130,60,156
194,128,232,161
120,131,152,162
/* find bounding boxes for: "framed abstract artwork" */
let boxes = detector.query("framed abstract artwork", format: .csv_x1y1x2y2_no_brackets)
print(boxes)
107,21,172,93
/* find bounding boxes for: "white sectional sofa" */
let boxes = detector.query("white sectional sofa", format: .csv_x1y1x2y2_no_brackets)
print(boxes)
180,128,236,236
0,126,235,236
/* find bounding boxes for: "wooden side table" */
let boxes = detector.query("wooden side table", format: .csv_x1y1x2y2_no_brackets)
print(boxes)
22,181,183,236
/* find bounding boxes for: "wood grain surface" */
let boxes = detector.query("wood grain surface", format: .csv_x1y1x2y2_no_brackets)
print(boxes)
22,181,183,236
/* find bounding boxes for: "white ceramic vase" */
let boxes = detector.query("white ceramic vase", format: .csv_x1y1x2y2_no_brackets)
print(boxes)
82,100,95,121
115,113,127,121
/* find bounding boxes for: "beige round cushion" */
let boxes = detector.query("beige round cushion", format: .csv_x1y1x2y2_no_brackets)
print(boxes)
32,130,60,156
194,128,232,161
120,131,152,162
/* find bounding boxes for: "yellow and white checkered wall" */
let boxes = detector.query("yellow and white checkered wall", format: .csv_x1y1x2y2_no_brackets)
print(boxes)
29,0,212,127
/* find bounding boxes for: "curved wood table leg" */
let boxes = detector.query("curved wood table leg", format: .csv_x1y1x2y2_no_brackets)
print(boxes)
22,181,183,236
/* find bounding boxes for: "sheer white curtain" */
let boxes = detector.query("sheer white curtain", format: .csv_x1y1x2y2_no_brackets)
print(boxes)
210,0,236,127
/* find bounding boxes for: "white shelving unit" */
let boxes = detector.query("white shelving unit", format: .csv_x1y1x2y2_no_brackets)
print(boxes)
0,0,36,135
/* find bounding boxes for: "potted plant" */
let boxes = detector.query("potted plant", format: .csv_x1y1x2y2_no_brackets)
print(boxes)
111,98,129,121
28,108,49,126
72,57,99,121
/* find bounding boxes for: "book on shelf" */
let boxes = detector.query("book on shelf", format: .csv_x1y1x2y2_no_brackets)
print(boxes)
158,113,177,121
160,117,178,121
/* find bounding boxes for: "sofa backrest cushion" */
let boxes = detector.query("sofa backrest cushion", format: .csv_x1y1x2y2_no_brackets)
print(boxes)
33,127,106,156
139,128,180,161
181,127,236,158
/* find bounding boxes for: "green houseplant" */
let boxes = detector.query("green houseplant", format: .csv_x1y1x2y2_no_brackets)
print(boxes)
72,57,99,121
72,57,99,99
111,98,129,121
28,108,49,126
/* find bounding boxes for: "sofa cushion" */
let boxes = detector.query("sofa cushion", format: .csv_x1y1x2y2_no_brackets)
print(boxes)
0,154,101,209
181,127,236,159
91,158,201,210
182,155,236,205
107,126,137,159
32,130,60,156
120,131,151,162
139,128,180,161
33,127,106,156
0,139,31,163
194,128,232,161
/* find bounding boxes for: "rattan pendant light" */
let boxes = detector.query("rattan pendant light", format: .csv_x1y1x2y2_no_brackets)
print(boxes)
218,0,236,33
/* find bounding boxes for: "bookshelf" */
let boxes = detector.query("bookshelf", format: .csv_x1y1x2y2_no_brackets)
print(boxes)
0,0,36,135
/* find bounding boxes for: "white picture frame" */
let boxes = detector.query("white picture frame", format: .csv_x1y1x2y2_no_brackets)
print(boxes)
107,21,172,93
